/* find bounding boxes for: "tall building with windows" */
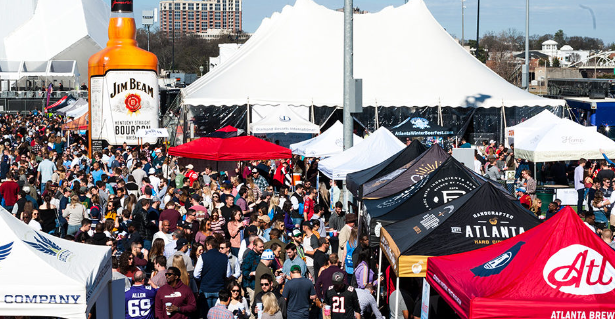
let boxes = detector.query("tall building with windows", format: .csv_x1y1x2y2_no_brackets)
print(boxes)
159,0,242,37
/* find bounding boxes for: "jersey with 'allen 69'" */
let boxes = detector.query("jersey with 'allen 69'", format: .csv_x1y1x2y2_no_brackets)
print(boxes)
324,285,361,319
125,285,157,319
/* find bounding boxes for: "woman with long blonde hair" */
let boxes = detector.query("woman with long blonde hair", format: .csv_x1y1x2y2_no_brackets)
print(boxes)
172,255,191,287
261,292,282,319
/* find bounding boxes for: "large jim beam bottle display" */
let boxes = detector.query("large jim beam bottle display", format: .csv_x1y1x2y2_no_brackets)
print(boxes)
88,0,159,154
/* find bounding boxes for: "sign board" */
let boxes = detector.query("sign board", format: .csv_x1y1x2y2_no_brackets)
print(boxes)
421,278,430,319
142,10,154,26
452,148,475,171
555,188,578,206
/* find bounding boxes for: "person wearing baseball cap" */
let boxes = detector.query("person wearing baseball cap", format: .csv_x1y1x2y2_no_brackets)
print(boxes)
282,264,316,319
254,249,276,296
166,238,194,272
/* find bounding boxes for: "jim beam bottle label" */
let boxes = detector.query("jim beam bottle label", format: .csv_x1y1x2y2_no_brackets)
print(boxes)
90,70,158,151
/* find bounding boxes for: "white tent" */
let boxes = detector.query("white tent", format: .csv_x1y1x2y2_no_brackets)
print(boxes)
319,127,404,180
505,110,563,147
66,105,88,118
57,98,88,115
0,0,109,80
290,121,363,157
182,0,564,109
515,119,615,162
0,208,112,319
251,104,319,134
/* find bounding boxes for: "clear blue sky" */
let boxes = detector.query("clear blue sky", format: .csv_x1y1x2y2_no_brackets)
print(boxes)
134,0,615,45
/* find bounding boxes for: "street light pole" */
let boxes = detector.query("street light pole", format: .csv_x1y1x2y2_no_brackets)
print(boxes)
476,0,480,49
461,0,465,46
343,0,353,152
172,0,175,71
523,0,529,90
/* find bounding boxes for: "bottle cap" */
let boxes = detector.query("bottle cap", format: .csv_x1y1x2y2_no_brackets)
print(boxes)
111,0,133,12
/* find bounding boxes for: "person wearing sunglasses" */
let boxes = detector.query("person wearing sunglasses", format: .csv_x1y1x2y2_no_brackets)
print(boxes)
154,266,197,319
251,273,286,318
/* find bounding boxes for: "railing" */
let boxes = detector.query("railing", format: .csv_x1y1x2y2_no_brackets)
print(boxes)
0,90,88,99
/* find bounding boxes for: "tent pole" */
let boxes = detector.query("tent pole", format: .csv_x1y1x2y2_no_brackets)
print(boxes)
311,102,315,124
377,246,383,305
247,99,251,135
395,277,400,318
501,103,507,145
375,103,379,130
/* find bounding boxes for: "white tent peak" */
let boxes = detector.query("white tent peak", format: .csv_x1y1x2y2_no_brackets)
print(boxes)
319,127,405,180
290,121,363,158
0,208,111,319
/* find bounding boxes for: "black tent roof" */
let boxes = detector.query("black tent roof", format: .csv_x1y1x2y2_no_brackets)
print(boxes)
362,144,450,199
366,156,484,220
382,182,540,257
389,115,455,139
346,140,426,197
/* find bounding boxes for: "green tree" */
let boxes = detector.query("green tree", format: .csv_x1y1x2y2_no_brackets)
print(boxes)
467,40,487,63
553,29,566,45
551,57,560,67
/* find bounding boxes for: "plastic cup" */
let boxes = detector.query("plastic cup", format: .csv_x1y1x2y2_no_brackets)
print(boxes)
166,302,172,315
257,302,262,312
324,305,331,316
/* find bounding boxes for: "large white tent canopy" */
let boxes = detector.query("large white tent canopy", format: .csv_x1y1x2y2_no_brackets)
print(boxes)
290,121,363,157
0,0,109,79
182,0,564,109
515,118,615,162
0,208,111,319
251,104,319,134
319,127,404,180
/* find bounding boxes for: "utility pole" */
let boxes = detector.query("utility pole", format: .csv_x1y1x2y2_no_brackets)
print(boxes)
343,0,353,152
343,0,354,212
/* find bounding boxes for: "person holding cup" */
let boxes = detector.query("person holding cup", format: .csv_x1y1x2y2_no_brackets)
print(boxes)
216,281,250,319
154,266,197,319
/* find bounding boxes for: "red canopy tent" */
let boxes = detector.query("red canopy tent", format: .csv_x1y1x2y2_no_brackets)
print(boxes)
205,125,245,138
168,136,291,161
427,207,615,319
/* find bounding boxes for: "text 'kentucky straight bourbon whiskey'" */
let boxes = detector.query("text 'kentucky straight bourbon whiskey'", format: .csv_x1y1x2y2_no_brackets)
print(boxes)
88,0,159,153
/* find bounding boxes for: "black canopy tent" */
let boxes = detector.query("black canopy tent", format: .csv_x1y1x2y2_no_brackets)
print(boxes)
346,140,426,197
379,182,540,277
362,144,450,199
365,157,514,245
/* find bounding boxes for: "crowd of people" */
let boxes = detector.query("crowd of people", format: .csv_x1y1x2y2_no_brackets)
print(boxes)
6,111,615,319
2,113,412,319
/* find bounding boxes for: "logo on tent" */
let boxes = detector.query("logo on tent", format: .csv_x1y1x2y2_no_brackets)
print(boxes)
279,115,291,122
24,233,74,262
410,117,430,129
471,241,525,277
543,244,615,295
0,241,14,262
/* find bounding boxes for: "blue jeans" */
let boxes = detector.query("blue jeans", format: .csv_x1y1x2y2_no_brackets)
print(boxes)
199,292,219,317
292,218,303,228
67,224,80,236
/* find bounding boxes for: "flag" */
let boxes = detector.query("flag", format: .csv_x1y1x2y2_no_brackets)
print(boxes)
45,83,53,107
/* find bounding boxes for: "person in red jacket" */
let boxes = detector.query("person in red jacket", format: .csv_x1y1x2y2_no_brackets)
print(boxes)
155,266,197,319
0,171,20,212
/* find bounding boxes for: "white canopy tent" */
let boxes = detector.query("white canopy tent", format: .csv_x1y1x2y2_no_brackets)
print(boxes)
318,127,404,180
251,104,319,134
66,105,88,118
181,0,564,109
515,119,615,162
505,110,563,147
57,98,88,115
0,208,112,319
290,121,363,157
